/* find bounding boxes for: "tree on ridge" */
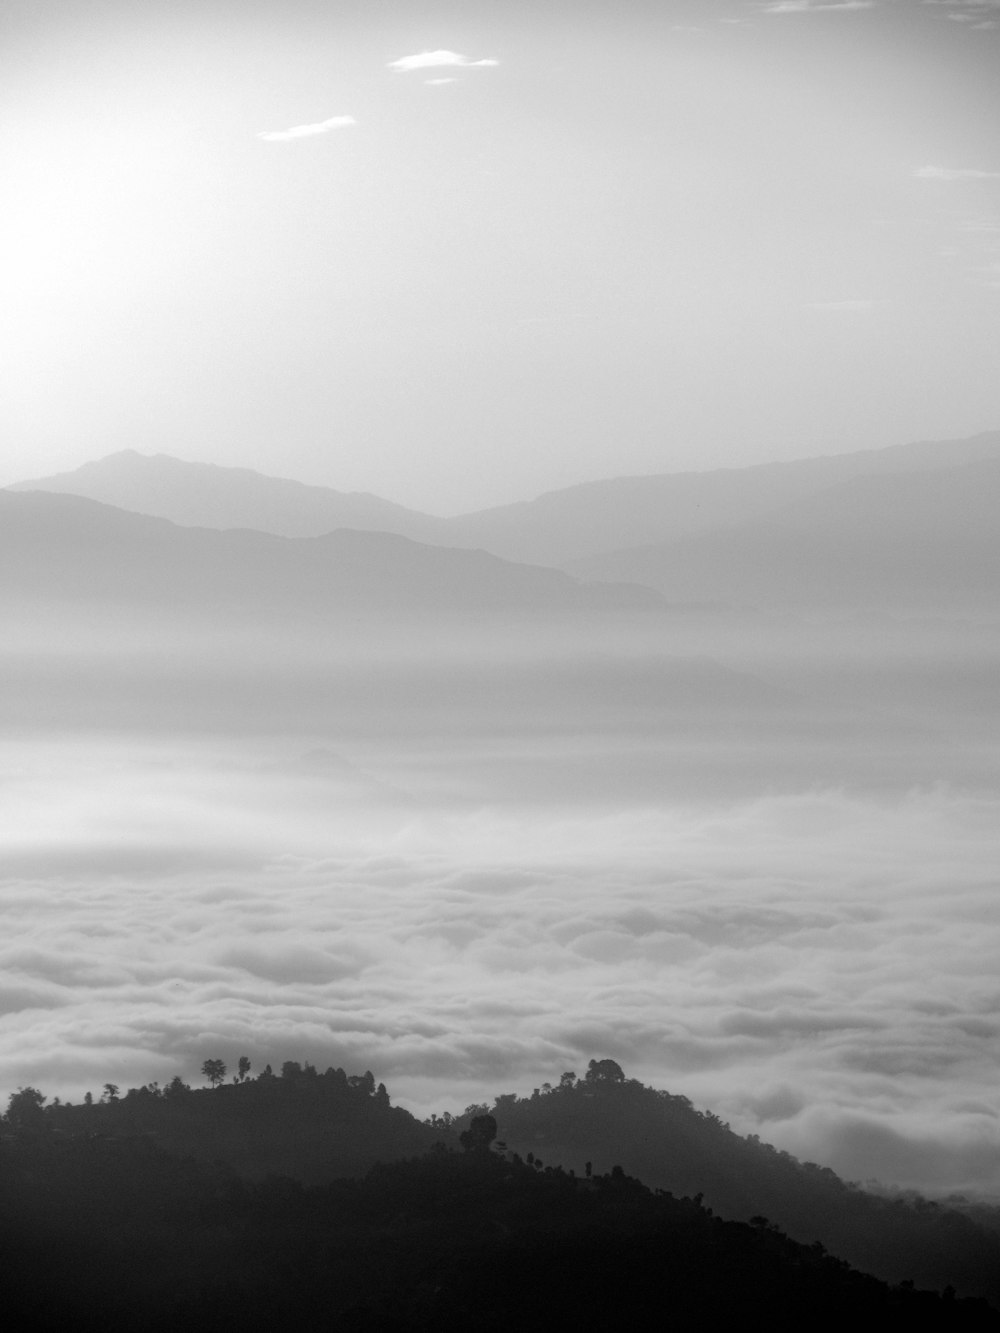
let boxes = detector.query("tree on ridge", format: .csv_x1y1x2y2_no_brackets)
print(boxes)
201,1059,226,1088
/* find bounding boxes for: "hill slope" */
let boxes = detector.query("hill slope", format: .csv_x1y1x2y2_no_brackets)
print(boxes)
0,490,661,622
443,428,1000,566
7,1140,995,1330
8,448,445,542
569,456,1000,614
4,1068,999,1329
483,1068,1000,1306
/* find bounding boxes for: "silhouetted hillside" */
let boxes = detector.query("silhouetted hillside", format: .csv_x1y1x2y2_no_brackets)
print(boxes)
8,448,446,541
35,1062,438,1183
480,1063,1000,1307
3,1126,995,1330
0,490,661,623
570,457,1000,613
5,1060,1000,1321
444,429,1000,566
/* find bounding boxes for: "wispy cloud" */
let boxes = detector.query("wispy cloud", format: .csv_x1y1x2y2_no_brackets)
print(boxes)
387,50,499,73
923,0,1000,27
425,78,457,87
257,116,357,143
915,165,1000,181
764,1,874,12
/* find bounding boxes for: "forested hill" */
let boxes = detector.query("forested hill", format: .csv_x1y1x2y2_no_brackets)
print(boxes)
3,1131,996,1330
3,1059,1000,1325
16,1061,437,1183
480,1061,1000,1308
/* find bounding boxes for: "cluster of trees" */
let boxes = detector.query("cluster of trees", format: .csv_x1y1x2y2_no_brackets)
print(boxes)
1,1057,411,1188
2,1056,629,1139
4,1057,384,1124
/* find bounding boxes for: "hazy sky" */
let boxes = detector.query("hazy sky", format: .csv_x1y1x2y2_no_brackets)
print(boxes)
3,0,1000,510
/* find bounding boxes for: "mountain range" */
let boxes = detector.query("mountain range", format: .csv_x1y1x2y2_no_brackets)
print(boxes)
570,456,1000,612
9,429,1000,614
0,489,660,623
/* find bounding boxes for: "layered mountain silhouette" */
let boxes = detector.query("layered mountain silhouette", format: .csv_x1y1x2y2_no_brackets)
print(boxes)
0,490,660,621
570,456,1000,613
441,428,1000,567
8,448,445,543
10,430,1000,569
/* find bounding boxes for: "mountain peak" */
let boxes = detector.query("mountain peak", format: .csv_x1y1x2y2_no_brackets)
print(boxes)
7,448,441,539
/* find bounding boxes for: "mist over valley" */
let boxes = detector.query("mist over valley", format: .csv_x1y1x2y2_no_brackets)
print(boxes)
4,433,1000,1204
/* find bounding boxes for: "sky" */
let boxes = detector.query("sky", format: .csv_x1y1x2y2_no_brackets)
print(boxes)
2,0,1000,512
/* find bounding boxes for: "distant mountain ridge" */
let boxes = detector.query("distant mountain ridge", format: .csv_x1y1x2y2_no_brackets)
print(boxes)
8,448,447,543
442,428,1000,565
10,429,1000,566
569,455,1000,613
0,489,661,621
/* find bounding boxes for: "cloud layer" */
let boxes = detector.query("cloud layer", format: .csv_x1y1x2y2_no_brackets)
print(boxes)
2,731,999,1197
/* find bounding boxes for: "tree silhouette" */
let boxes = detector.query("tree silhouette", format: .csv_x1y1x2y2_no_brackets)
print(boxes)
236,1056,252,1083
5,1086,46,1130
585,1058,626,1085
201,1058,226,1088
102,1083,120,1102
460,1114,498,1154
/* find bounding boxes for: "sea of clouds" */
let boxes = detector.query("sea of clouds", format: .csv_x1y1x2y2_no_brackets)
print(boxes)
2,728,999,1197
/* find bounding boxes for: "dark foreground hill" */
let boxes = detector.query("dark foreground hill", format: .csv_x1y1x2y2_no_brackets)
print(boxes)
3,1134,996,1331
4,1061,1000,1321
31,1063,437,1183
483,1066,1000,1308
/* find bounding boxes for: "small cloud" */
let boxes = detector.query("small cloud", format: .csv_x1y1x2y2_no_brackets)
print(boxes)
764,1,874,11
922,0,1000,10
257,116,357,143
926,0,1000,24
387,50,499,73
915,165,1000,181
425,78,458,86
804,299,882,311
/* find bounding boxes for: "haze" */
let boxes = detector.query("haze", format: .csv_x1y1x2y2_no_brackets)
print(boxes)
2,0,1000,510
2,0,1000,1205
